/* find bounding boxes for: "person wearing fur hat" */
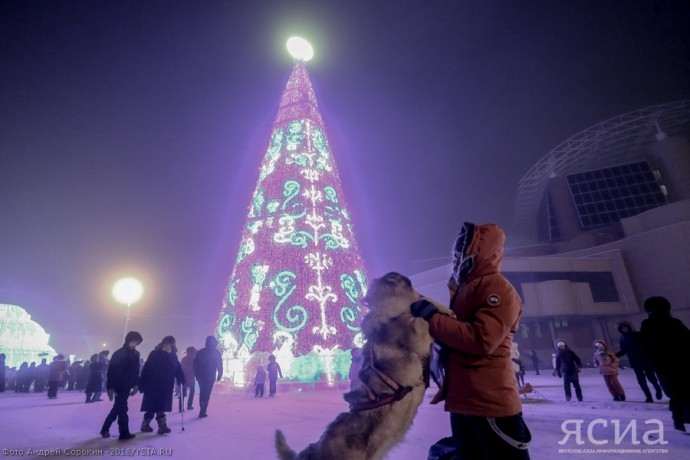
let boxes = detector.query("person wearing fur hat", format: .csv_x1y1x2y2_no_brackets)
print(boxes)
193,336,223,418
593,339,625,401
139,336,185,435
101,331,143,440
554,339,583,402
615,321,662,403
640,296,690,431
411,222,531,459
180,346,197,410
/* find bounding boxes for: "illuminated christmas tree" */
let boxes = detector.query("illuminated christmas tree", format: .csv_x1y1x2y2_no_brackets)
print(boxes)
216,38,368,386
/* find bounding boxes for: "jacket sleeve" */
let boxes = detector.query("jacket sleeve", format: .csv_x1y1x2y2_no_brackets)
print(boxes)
429,281,520,355
106,353,120,390
193,353,201,376
139,352,153,392
609,351,619,367
573,352,582,369
175,358,186,386
215,351,223,380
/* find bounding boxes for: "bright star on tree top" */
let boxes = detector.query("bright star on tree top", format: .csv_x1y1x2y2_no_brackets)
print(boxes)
287,37,314,62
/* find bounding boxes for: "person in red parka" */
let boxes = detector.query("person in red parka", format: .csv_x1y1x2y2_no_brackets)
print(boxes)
411,222,531,460
47,354,68,399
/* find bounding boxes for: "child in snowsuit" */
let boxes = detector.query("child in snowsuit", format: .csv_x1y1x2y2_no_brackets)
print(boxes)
593,339,625,401
254,365,266,397
555,339,583,402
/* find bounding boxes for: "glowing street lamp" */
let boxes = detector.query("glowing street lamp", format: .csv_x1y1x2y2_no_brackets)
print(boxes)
112,277,144,343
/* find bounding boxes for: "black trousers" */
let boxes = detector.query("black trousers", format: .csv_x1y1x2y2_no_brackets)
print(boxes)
563,373,583,401
184,383,195,409
450,412,531,460
101,393,131,435
198,380,214,403
255,383,265,397
269,378,278,396
657,373,689,426
47,381,59,398
632,366,662,400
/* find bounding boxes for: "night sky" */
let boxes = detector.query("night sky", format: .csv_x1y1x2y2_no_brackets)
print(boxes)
1,1,689,358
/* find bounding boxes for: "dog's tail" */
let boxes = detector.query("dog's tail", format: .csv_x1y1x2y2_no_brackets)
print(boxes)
275,430,297,460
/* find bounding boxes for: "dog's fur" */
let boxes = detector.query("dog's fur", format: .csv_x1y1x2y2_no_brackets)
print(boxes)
275,272,454,460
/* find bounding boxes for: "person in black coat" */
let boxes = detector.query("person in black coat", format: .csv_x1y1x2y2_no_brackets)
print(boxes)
139,336,185,435
0,353,6,392
267,354,283,397
85,354,105,403
529,350,540,375
640,296,690,432
193,336,223,418
615,321,663,403
100,331,143,441
554,339,583,402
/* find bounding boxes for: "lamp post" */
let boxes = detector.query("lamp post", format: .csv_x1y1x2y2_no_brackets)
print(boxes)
112,277,144,343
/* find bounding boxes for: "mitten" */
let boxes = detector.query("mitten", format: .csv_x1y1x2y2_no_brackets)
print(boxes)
410,299,438,321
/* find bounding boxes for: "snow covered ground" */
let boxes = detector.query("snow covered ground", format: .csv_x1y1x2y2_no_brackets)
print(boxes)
1,368,688,459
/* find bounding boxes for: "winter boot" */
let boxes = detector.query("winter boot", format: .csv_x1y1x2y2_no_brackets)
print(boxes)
156,416,171,435
199,400,208,418
141,417,154,433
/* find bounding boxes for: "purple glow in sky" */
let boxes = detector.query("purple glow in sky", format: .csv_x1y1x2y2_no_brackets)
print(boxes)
0,1,688,359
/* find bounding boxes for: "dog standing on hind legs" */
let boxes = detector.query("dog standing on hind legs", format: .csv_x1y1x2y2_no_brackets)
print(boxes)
275,272,454,460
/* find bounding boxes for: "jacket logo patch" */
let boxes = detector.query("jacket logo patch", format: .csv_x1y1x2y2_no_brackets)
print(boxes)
487,294,501,306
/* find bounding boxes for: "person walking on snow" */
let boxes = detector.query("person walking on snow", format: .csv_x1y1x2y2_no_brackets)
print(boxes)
139,336,185,435
85,353,105,403
615,321,662,403
593,339,625,401
100,331,143,440
47,354,68,399
640,296,690,432
267,354,283,397
194,336,223,418
180,346,197,411
529,350,540,375
554,339,583,402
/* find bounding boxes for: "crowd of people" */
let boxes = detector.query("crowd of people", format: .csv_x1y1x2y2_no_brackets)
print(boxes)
0,333,225,441
1,221,689,458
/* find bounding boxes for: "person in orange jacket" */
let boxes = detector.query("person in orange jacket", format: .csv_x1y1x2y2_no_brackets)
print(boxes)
411,222,531,460
593,339,625,401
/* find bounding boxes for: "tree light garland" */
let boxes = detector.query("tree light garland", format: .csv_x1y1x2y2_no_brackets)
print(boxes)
216,61,368,386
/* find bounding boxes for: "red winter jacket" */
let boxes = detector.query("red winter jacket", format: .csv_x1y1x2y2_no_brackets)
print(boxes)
429,224,523,417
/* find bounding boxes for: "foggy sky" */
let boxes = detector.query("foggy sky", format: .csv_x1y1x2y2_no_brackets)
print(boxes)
1,0,689,358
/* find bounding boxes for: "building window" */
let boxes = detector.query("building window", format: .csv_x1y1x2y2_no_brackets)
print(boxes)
566,161,667,230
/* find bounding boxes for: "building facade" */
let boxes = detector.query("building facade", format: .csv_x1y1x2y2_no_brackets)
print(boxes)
412,101,690,366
